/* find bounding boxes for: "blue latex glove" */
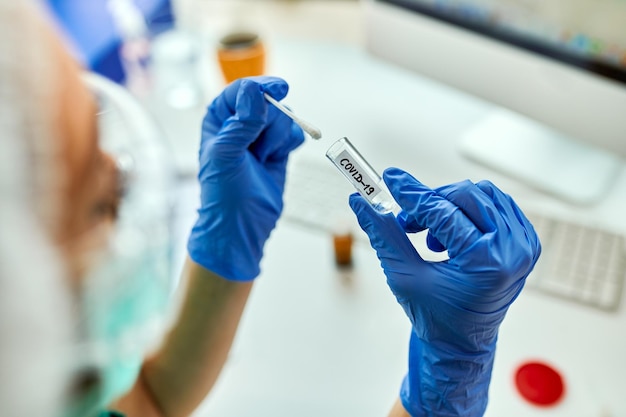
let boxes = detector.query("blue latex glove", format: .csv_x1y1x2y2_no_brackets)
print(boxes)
349,167,541,417
188,77,304,281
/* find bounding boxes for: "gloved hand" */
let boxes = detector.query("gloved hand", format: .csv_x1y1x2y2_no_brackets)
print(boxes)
188,77,304,281
349,167,541,417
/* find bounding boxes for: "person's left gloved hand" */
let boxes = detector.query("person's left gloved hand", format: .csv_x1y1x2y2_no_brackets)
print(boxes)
350,168,541,417
188,76,304,281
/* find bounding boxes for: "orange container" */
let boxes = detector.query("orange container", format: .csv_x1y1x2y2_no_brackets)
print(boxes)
217,32,265,84
333,233,354,267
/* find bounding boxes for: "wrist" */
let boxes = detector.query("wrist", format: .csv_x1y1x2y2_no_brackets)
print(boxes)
187,222,261,282
400,332,497,417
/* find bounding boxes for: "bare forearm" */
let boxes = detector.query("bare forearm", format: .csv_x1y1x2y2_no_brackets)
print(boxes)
388,398,411,417
116,257,253,417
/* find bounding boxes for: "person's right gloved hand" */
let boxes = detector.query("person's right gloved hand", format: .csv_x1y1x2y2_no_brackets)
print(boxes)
187,77,304,281
349,168,541,417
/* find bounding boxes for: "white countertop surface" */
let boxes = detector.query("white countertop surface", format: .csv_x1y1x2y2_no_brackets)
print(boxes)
157,2,626,416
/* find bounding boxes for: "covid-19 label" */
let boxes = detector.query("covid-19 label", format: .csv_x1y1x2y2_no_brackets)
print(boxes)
332,150,382,199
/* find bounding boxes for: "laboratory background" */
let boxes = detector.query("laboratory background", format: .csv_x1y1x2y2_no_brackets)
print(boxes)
24,0,626,416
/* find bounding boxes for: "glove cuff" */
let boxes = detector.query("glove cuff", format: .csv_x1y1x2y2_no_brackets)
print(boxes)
187,226,261,282
400,331,496,417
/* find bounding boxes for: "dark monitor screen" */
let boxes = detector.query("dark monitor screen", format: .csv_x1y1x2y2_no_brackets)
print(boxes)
379,0,626,85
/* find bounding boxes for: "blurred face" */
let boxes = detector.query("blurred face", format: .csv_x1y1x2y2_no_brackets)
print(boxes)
16,11,175,412
44,22,121,285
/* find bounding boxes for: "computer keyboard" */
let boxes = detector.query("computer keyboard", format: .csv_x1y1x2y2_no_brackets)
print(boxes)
523,212,626,312
283,158,626,312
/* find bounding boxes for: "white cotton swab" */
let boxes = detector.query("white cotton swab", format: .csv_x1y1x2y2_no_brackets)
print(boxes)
264,93,322,140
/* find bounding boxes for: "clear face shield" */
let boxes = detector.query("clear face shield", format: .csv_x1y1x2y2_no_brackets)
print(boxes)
63,73,176,417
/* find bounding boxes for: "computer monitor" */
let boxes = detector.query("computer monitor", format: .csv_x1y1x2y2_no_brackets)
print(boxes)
363,0,626,204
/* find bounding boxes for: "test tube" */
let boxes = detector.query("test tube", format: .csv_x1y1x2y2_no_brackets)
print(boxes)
326,137,398,214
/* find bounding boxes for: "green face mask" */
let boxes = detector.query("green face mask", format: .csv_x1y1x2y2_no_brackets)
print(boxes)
64,239,172,417
60,73,176,417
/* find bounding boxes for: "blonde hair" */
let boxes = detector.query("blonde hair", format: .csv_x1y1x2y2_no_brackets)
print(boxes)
0,1,73,416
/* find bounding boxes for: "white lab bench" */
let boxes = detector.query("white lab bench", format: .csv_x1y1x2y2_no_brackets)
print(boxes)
160,1,626,416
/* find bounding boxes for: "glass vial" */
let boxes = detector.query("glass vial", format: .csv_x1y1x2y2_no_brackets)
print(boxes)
326,137,398,214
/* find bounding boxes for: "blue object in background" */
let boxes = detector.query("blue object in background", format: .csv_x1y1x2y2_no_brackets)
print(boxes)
46,0,174,84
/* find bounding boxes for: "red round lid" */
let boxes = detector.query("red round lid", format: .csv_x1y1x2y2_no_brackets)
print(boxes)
514,361,565,406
